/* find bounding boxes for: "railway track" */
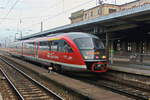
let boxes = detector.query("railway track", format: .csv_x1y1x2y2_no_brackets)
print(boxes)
91,78,150,100
1,53,149,100
64,72,150,100
0,56,64,100
0,70,19,100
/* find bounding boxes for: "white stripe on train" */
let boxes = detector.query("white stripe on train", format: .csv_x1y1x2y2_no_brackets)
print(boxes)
24,55,87,69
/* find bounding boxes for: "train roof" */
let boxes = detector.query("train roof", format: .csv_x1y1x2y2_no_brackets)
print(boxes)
48,32,99,40
15,32,99,42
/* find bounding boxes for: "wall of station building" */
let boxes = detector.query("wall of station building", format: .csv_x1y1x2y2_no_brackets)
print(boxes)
83,4,119,21
120,0,150,11
70,17,83,24
100,4,120,16
69,10,84,24
69,0,150,24
70,4,120,23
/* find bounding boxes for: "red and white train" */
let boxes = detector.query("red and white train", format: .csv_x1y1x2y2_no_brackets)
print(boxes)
9,32,108,72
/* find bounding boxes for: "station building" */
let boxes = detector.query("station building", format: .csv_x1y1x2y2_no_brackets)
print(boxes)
69,0,150,23
69,4,120,24
69,0,150,65
120,0,150,11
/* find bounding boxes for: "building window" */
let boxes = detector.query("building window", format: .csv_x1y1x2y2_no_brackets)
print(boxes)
84,13,87,19
98,9,102,15
98,9,100,14
91,11,93,16
109,8,116,14
121,8,126,11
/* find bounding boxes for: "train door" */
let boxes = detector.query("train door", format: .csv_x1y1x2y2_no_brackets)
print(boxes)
35,42,39,58
58,40,73,62
22,42,23,56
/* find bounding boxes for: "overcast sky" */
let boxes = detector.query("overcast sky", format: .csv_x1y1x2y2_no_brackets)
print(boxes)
0,0,135,43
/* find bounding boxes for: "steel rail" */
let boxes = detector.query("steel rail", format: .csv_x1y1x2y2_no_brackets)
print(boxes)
0,56,64,100
63,73,150,100
0,68,24,100
95,80,149,100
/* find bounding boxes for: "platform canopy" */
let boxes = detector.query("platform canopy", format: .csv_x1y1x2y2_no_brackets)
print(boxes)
21,4,150,40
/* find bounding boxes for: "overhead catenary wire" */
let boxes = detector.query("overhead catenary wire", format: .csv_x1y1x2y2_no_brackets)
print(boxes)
22,0,95,30
0,0,21,25
1,0,104,36
0,0,63,21
17,1,63,20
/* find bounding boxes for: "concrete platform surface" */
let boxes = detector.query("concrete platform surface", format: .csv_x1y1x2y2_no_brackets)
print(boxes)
109,63,150,76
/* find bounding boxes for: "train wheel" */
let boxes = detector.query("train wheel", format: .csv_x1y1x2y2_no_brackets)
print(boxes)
53,64,62,73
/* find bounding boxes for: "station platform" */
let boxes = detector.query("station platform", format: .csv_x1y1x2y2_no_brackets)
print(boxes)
109,61,150,76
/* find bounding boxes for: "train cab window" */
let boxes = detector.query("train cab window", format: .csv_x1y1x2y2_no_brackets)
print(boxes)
63,42,73,53
93,38,104,49
74,38,93,49
58,40,73,53
74,38,104,49
39,41,50,50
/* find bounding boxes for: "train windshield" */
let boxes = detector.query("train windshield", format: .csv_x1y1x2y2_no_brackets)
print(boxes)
74,37,105,60
74,38,104,49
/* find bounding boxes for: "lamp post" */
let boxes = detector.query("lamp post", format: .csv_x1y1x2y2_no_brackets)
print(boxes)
15,33,19,41
20,32,22,39
114,0,116,5
5,39,6,48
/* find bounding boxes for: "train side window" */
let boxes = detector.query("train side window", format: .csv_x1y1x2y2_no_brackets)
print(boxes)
58,40,73,53
39,41,49,50
57,40,64,52
51,40,59,51
63,42,73,53
28,42,34,48
25,42,34,55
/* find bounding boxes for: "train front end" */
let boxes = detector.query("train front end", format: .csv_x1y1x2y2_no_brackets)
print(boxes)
74,36,108,73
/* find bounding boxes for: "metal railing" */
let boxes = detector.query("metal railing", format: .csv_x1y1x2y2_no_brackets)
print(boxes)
110,51,150,65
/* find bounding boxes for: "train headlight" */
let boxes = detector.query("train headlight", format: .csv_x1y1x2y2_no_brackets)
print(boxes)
102,56,106,59
84,56,88,59
84,55,93,59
